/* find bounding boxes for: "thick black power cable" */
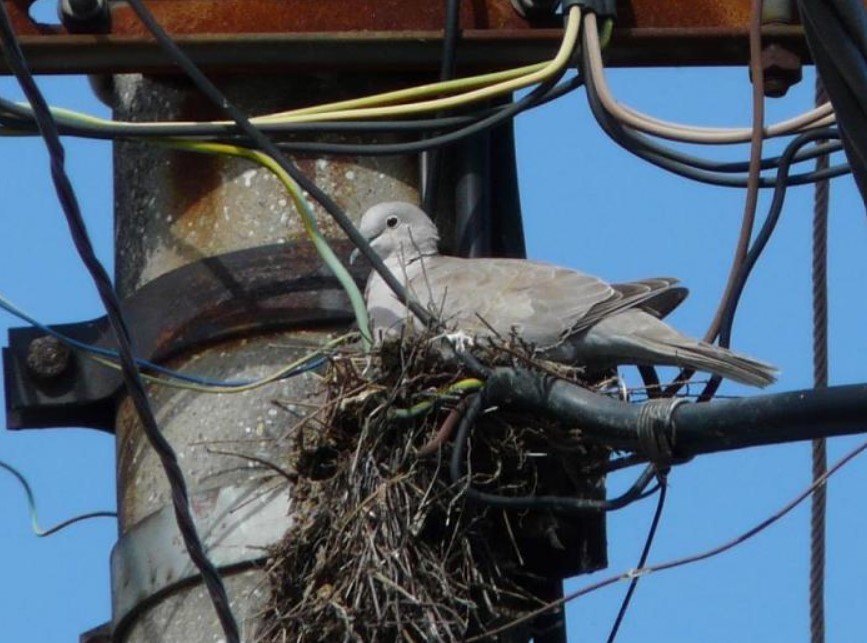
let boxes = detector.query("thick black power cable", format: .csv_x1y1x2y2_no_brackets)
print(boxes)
0,4,241,642
797,0,867,203
605,475,667,643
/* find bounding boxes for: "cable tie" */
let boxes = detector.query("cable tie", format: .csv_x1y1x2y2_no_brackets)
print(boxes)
562,0,616,19
635,397,687,469
625,566,651,580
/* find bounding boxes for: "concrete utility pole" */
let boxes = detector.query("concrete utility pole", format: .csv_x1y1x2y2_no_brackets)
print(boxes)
110,74,419,641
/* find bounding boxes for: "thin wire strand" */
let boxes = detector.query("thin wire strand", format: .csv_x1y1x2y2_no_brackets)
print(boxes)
809,77,830,643
161,139,372,348
605,475,667,643
0,5,241,640
0,460,116,537
0,289,328,389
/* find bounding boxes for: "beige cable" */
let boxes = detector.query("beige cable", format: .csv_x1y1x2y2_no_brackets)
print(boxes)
583,12,835,145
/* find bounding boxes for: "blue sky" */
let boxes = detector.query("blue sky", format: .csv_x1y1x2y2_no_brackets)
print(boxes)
0,59,864,642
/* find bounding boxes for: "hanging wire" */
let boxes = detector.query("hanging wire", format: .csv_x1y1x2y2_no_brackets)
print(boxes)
0,460,116,537
605,474,668,643
704,128,841,397
809,77,830,643
691,128,841,401
0,4,240,641
468,437,867,642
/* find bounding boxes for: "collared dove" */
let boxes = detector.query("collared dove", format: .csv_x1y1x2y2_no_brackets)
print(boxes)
355,201,777,387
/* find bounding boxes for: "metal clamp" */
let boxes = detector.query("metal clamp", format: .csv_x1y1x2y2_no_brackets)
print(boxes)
111,482,294,640
635,397,687,469
4,241,366,432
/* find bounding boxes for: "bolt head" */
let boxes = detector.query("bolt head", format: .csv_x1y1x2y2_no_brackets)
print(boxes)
759,44,803,98
26,336,72,380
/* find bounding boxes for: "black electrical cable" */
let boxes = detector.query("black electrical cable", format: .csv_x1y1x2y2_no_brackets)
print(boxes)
449,393,658,512
605,475,667,643
0,5,241,643
582,36,851,188
693,129,843,401
421,0,462,214
438,0,461,84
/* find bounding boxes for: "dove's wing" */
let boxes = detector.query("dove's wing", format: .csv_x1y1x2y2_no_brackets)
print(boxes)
576,277,688,331
404,255,619,348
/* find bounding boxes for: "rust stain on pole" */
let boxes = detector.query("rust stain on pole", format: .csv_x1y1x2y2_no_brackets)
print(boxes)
624,0,752,28
106,0,530,35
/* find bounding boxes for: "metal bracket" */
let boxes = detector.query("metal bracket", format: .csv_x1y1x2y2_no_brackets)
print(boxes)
110,482,293,640
3,241,366,432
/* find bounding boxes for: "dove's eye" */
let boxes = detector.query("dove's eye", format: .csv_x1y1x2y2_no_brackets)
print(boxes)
386,215,399,228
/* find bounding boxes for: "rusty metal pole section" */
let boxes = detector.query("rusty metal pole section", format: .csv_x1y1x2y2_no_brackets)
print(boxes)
109,74,418,641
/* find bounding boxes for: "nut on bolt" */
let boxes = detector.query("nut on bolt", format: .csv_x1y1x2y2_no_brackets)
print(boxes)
760,43,803,98
26,335,72,380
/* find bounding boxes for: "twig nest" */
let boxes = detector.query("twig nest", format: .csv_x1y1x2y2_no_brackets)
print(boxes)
258,333,611,642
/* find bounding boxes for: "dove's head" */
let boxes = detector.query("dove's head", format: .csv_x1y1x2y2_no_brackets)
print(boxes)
353,202,440,263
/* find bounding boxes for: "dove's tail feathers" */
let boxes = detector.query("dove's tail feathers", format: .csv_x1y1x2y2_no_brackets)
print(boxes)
668,342,778,388
576,311,779,388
